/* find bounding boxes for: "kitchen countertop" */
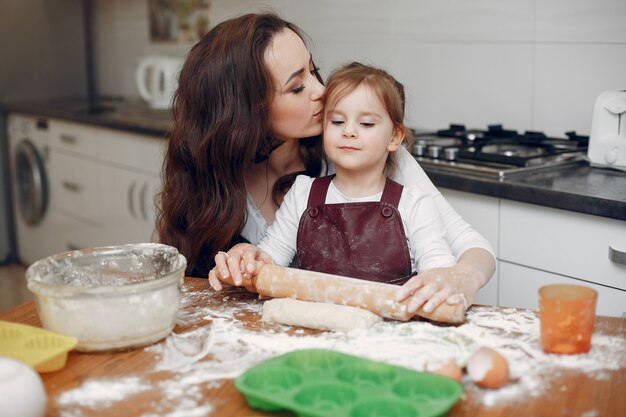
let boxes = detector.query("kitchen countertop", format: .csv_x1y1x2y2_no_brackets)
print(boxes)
1,277,625,417
2,98,625,221
0,97,172,138
424,163,626,221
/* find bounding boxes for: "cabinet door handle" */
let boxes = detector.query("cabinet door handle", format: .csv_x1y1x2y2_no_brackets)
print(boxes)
608,246,626,266
60,134,77,145
62,181,82,193
67,242,81,251
139,183,148,222
128,181,137,218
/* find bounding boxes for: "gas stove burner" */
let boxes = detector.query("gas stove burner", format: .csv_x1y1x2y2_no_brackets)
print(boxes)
410,123,589,178
480,144,547,158
538,139,580,150
413,135,464,157
415,137,462,147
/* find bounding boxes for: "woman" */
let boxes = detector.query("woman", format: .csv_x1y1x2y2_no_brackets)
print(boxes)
157,12,495,314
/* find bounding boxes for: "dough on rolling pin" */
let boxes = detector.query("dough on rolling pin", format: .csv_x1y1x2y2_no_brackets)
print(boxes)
262,298,382,332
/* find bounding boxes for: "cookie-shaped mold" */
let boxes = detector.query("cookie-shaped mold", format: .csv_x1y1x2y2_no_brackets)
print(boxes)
293,383,357,411
393,374,463,417
393,374,462,403
284,349,345,372
351,399,418,417
236,367,303,412
0,321,77,372
0,326,23,342
336,364,396,388
24,335,69,350
239,367,302,394
235,349,463,417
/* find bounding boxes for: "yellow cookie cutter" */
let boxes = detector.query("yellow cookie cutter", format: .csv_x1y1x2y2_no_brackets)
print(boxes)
0,320,77,373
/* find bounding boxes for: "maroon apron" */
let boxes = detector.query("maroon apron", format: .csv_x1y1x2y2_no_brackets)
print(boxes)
296,175,413,285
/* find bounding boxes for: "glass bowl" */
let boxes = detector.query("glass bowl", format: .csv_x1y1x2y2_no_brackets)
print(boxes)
25,243,187,352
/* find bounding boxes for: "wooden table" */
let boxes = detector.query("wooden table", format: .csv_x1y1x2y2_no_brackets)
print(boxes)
2,278,625,417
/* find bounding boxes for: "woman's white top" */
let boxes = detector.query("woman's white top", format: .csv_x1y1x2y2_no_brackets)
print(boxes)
241,146,495,259
257,175,456,273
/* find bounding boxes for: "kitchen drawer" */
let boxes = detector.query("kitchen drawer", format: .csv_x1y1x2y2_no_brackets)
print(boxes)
51,207,156,251
49,152,159,240
500,200,626,291
49,152,104,222
49,119,165,175
46,210,102,253
49,119,99,155
499,261,626,318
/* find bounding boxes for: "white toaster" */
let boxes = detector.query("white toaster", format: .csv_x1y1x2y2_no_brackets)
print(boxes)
588,90,626,171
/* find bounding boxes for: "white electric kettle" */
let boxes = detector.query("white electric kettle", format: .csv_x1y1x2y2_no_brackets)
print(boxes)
135,56,184,109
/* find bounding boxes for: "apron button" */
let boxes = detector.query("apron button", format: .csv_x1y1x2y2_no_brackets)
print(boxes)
309,207,319,217
381,206,393,218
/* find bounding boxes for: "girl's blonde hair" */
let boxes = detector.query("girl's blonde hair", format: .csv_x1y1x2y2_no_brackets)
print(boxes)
322,62,414,176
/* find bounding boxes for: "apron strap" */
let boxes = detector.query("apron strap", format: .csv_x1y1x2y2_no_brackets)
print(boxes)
380,178,404,208
307,175,334,207
308,176,403,208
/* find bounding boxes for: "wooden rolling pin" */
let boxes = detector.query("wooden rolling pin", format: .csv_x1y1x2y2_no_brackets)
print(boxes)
252,264,466,324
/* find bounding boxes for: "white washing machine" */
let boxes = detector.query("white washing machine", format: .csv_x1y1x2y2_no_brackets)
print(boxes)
8,113,56,265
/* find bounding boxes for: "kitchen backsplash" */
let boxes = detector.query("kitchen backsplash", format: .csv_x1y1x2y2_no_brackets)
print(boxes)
94,0,626,136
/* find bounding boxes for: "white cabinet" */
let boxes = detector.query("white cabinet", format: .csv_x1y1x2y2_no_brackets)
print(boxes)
439,188,500,306
440,188,626,316
498,199,626,317
47,119,165,251
499,262,626,318
500,200,626,291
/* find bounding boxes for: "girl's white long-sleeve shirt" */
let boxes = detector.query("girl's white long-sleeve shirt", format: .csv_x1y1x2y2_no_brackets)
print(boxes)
257,175,457,273
242,146,495,261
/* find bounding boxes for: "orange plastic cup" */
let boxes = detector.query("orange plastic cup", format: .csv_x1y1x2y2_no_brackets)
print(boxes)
539,284,597,354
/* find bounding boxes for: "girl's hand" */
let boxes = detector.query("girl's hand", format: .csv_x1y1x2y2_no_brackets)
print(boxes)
396,264,483,314
208,243,273,292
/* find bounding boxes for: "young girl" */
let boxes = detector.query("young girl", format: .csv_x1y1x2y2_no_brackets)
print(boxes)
211,62,456,287
161,13,494,314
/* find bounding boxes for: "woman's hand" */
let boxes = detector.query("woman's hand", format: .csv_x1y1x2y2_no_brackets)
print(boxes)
208,243,273,292
396,248,495,314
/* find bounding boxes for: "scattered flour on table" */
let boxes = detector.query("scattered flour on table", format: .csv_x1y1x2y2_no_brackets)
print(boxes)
55,288,626,416
149,302,625,409
57,377,151,408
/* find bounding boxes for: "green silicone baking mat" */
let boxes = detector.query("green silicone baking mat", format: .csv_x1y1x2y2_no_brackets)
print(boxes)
235,349,463,417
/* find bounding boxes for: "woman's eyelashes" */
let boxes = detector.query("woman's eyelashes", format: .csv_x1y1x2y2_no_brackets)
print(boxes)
311,66,321,78
290,66,321,94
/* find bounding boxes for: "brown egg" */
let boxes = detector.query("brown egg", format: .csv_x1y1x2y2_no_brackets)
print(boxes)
431,361,463,382
466,347,509,389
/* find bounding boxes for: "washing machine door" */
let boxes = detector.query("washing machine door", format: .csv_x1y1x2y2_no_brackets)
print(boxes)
14,139,48,225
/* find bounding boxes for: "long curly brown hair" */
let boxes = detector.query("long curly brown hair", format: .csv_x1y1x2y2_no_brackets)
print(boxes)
157,13,324,277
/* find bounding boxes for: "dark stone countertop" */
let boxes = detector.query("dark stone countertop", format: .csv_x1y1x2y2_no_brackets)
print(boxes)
3,98,625,221
1,97,172,138
424,163,626,221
